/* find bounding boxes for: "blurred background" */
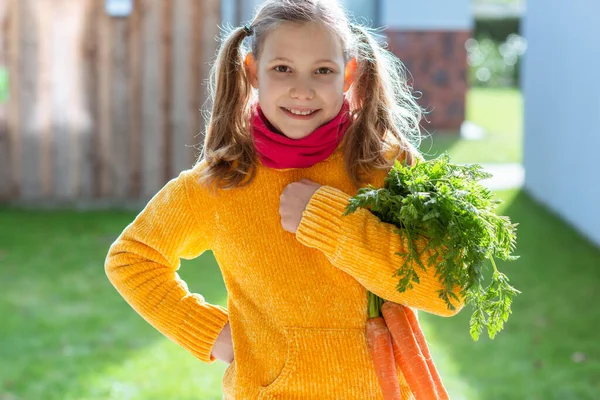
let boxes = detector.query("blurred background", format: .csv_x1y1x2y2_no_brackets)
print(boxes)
0,0,598,399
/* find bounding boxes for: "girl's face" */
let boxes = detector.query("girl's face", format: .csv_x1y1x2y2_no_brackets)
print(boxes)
246,22,356,140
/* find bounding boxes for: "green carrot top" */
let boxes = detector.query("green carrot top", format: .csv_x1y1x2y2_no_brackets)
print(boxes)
344,153,520,341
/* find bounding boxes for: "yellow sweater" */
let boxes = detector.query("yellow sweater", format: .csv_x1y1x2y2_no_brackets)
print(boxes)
105,145,465,399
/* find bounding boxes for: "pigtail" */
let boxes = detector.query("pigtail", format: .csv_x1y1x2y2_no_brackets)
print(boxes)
346,24,424,184
197,26,258,194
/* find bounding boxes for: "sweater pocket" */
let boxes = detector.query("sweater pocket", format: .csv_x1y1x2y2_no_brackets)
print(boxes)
258,326,383,400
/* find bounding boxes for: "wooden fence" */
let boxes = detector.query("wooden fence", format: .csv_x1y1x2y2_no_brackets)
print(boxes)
0,0,221,205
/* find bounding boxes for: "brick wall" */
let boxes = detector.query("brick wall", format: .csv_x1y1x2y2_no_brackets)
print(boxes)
385,30,471,131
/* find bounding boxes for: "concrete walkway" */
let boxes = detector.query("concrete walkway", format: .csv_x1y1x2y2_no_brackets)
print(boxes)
456,121,525,191
476,163,524,191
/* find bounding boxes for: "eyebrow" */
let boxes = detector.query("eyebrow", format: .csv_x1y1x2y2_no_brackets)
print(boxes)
269,57,338,64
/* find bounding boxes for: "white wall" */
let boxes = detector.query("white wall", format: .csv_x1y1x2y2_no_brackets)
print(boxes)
380,0,472,30
237,0,473,30
340,0,378,24
522,0,600,246
225,0,378,25
221,0,236,26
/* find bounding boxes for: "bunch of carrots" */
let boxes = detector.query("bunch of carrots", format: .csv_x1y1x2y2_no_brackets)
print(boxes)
365,292,448,400
345,153,520,399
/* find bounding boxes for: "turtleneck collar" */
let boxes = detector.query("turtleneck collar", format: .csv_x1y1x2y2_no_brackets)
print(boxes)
250,98,352,170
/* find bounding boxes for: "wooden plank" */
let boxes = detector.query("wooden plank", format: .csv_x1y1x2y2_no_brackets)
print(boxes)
97,3,112,197
80,0,100,199
36,0,53,198
189,0,201,167
6,0,19,198
18,0,42,200
171,0,190,176
195,0,221,165
110,15,131,199
141,0,163,199
3,0,224,203
0,0,10,200
128,0,142,199
48,0,87,200
201,0,221,99
161,0,173,181
67,1,89,200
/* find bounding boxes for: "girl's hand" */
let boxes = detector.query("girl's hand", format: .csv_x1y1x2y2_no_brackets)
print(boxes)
279,179,322,234
212,322,234,364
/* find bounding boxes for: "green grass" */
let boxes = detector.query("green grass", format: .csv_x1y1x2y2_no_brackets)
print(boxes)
1,190,599,399
419,87,523,164
0,210,230,400
420,190,600,400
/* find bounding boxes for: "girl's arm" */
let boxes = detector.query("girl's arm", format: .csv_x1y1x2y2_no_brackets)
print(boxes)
295,185,465,317
104,167,228,364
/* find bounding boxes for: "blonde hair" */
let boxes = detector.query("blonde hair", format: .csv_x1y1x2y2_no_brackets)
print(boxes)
196,0,425,195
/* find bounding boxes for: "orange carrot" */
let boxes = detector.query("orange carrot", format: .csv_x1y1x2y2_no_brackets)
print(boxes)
381,301,438,400
366,316,403,400
403,306,450,400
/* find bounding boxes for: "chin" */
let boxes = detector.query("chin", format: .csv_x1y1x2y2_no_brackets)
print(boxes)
282,132,305,140
289,130,314,140
276,126,309,140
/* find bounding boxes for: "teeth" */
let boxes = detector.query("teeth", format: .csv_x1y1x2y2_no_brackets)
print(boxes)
285,108,316,116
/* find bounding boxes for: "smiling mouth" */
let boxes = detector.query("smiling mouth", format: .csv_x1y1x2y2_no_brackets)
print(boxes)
280,107,320,119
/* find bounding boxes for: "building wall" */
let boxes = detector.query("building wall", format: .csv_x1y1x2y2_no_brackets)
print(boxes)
522,0,600,246
384,30,470,131
381,0,472,131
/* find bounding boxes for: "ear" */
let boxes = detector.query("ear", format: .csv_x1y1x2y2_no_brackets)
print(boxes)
245,52,259,89
343,57,357,93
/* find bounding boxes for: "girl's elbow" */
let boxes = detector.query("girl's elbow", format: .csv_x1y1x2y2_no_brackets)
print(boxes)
436,290,466,317
104,254,119,287
438,300,465,317
104,241,126,283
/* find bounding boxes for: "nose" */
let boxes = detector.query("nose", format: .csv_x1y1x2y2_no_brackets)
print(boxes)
290,78,315,100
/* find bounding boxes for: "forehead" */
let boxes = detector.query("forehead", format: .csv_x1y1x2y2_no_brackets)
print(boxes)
259,21,345,63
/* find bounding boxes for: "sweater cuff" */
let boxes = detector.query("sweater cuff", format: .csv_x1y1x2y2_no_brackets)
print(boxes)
179,300,229,364
295,185,351,259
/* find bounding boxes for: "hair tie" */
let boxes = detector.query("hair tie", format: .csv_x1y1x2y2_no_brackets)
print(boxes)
243,24,254,36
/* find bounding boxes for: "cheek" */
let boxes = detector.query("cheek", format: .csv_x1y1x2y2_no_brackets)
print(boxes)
257,78,277,104
320,80,345,101
259,71,286,90
260,83,288,108
319,76,345,93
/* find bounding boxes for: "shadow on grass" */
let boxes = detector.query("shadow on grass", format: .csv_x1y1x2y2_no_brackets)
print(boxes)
421,190,600,400
0,208,228,399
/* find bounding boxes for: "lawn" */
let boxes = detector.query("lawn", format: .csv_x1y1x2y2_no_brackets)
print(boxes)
419,87,523,164
2,189,599,399
2,88,599,399
0,210,230,400
422,189,600,400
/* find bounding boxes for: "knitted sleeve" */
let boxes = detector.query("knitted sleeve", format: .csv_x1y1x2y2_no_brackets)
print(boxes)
295,185,465,317
104,167,228,363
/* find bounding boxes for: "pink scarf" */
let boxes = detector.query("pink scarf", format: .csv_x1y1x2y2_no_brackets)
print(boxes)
251,99,352,169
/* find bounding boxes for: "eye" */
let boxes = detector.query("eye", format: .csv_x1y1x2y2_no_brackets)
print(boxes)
274,65,291,73
316,67,334,75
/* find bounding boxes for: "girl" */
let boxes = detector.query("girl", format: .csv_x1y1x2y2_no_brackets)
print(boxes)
105,0,465,398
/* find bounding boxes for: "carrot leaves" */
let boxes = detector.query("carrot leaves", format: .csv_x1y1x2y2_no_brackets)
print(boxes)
343,153,520,341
